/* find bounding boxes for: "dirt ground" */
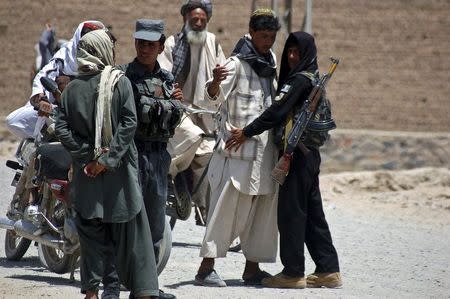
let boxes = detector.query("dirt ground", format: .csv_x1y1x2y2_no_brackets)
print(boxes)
0,144,449,298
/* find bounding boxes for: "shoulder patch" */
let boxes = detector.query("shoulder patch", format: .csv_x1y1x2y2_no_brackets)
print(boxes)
280,84,291,93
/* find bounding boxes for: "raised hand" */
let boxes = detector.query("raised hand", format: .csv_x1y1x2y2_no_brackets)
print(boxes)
207,64,230,97
212,64,229,84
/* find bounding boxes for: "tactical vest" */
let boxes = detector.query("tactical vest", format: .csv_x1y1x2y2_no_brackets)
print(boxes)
133,71,183,142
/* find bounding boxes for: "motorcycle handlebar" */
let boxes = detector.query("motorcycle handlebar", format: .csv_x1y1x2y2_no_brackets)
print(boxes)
40,77,61,95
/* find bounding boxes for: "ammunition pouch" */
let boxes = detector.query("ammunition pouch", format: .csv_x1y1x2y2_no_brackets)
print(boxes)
274,97,337,149
136,96,184,141
302,97,336,147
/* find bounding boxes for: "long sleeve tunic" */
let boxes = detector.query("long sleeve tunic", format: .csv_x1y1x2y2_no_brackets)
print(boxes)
55,74,143,223
206,56,278,196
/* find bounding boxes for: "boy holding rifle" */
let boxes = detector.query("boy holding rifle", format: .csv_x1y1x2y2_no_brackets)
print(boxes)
226,32,342,289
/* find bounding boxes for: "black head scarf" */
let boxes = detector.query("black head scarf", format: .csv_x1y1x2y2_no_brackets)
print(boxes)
278,31,318,92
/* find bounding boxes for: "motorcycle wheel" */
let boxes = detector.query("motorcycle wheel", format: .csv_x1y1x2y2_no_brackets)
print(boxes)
37,244,79,274
157,217,172,275
4,229,32,261
173,172,193,221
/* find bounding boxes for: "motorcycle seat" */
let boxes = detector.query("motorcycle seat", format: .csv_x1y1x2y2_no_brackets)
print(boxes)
35,142,71,180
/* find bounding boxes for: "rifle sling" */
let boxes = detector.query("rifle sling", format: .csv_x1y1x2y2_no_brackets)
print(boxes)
284,112,310,156
283,112,293,151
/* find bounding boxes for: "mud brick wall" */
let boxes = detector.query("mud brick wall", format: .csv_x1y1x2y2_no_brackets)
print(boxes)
0,0,449,132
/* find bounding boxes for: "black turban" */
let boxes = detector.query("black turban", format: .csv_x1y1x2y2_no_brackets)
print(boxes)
180,0,213,21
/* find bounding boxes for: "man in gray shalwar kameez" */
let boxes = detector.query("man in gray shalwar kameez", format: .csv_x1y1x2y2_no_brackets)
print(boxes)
55,29,159,299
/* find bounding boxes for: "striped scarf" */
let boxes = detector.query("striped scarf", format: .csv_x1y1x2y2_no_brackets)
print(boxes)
171,30,190,84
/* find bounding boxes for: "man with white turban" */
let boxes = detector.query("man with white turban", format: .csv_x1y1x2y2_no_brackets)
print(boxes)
6,20,105,139
158,0,226,223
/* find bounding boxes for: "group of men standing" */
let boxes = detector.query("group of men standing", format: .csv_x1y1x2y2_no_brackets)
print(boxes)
6,0,343,298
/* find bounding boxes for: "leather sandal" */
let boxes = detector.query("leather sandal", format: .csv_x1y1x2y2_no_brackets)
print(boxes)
243,270,272,285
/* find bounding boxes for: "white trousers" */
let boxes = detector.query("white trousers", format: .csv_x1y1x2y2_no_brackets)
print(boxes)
6,103,38,139
168,114,215,208
200,162,278,262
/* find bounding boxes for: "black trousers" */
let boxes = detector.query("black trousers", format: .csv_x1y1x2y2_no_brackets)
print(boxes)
136,140,171,263
278,148,340,277
75,210,159,297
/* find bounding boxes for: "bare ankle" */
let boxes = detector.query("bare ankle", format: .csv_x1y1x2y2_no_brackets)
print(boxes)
198,258,214,273
243,260,261,277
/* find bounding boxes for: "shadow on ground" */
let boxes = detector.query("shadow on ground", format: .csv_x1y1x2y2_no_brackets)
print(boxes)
6,273,80,287
164,278,257,289
0,256,42,270
0,256,80,287
172,241,201,249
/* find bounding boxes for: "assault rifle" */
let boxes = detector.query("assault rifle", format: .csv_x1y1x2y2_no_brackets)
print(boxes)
271,57,340,185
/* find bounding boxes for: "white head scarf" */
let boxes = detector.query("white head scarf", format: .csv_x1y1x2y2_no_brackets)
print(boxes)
53,20,106,76
31,20,105,100
77,29,115,74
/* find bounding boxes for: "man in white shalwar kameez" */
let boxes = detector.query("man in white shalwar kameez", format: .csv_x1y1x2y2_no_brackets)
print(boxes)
158,0,226,221
194,9,281,287
6,21,105,139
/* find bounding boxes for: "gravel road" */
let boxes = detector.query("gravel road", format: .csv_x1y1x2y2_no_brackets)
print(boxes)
0,159,449,299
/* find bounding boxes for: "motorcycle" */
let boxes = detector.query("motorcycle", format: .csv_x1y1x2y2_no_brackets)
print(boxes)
165,106,218,229
0,77,172,277
0,76,80,277
1,131,80,277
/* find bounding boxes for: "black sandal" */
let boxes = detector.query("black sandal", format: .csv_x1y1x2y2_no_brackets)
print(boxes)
243,270,272,285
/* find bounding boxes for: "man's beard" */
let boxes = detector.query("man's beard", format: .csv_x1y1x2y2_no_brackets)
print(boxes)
185,22,207,45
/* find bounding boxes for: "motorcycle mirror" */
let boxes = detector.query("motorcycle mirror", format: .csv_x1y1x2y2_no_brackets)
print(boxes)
40,77,61,95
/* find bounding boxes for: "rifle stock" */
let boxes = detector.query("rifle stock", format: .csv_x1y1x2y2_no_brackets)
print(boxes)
270,153,292,185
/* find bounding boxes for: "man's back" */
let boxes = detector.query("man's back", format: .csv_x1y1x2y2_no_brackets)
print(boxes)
59,74,99,142
56,72,142,223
